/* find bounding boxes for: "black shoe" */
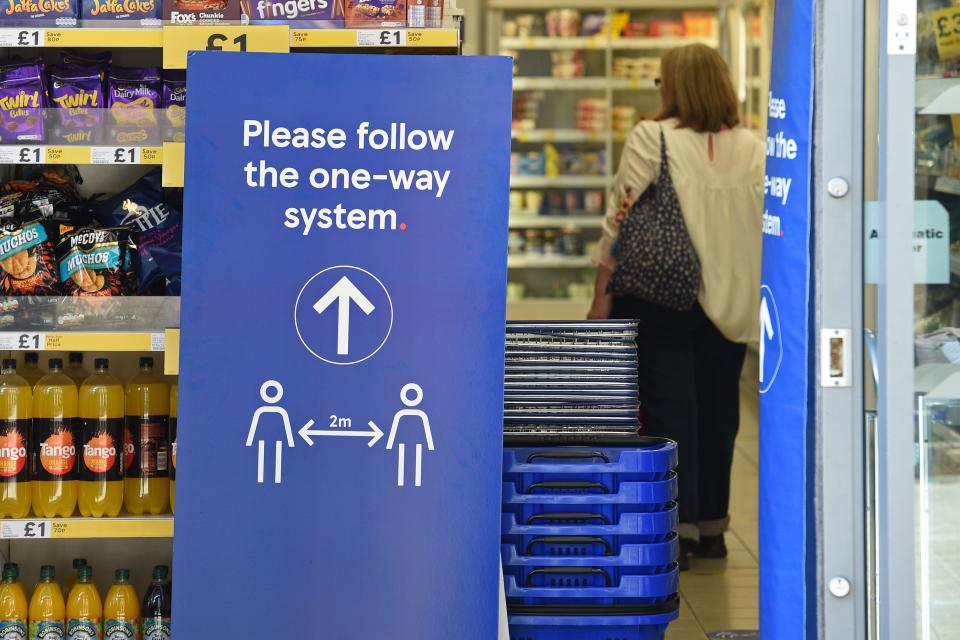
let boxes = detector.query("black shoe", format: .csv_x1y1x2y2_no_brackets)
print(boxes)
678,538,697,571
697,534,728,559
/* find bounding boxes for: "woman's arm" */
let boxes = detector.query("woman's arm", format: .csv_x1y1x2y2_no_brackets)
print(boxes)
588,263,613,319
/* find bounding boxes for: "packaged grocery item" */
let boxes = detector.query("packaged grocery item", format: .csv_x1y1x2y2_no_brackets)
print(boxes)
28,566,64,640
0,214,60,296
107,66,161,145
0,360,30,519
61,50,111,73
104,569,139,640
0,0,77,24
81,0,159,22
241,0,342,24
124,357,169,516
91,169,182,295
161,70,185,143
49,64,104,145
56,226,134,297
0,62,44,144
345,0,404,27
163,0,239,24
77,358,123,518
169,382,176,513
66,565,101,640
0,564,26,640
406,0,421,26
141,566,171,640
32,358,79,519
424,0,439,27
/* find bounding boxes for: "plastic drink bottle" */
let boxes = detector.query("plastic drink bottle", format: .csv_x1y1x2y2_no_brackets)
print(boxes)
168,384,177,514
0,564,27,640
29,565,64,640
124,358,169,516
66,565,101,640
33,359,79,518
20,353,43,389
140,566,170,640
103,569,139,640
64,560,87,596
65,354,88,389
0,360,31,519
78,359,123,518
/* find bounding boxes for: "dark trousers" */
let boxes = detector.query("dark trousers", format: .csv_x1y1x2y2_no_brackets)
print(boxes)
612,296,746,537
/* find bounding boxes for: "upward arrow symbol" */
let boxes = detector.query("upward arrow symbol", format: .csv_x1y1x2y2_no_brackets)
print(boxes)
313,276,376,355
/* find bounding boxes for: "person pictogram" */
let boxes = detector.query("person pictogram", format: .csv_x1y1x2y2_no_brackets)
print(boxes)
245,380,295,484
385,383,435,487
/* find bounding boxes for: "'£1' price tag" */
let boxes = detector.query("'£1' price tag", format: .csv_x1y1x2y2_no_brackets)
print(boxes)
934,6,960,62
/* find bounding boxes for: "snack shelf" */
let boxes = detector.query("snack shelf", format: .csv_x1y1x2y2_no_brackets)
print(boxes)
500,35,717,50
513,77,655,90
510,175,609,188
0,516,173,540
509,215,603,228
0,27,163,48
512,129,607,142
291,28,460,49
0,144,162,166
507,255,595,268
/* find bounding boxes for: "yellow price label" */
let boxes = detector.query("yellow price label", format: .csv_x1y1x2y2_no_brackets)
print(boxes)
934,6,960,62
163,25,290,69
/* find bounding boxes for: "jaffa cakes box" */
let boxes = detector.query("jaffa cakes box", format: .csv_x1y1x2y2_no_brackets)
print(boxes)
0,0,77,24
344,0,404,27
242,0,342,25
80,0,159,22
164,0,239,24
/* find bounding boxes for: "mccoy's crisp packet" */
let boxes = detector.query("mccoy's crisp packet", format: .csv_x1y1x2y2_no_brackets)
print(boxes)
56,226,133,297
0,213,60,296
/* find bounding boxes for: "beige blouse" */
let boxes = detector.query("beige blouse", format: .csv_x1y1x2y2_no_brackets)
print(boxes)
596,119,765,344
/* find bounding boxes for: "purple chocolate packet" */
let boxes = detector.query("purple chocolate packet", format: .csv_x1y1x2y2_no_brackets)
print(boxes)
60,50,112,75
161,70,185,142
49,64,103,132
108,66,160,125
0,63,45,143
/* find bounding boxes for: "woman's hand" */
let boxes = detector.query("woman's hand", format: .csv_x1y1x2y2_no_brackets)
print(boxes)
588,264,614,319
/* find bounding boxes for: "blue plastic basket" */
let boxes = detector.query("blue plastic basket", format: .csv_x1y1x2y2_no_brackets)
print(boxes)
501,507,678,550
501,536,678,584
508,609,679,640
502,474,678,523
503,440,678,489
503,532,678,559
504,567,679,605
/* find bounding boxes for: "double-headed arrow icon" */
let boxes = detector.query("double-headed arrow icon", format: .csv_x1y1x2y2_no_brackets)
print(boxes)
313,276,375,356
299,419,384,447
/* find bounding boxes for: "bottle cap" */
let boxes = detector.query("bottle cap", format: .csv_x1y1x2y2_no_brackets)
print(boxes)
72,558,87,570
48,358,63,370
152,565,169,580
2,563,18,579
139,357,154,369
94,358,109,370
77,565,92,581
115,568,130,582
69,352,83,364
39,565,55,580
1,359,15,372
1,567,15,581
24,352,37,364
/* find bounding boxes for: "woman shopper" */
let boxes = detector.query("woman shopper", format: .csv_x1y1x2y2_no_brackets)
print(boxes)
588,44,764,570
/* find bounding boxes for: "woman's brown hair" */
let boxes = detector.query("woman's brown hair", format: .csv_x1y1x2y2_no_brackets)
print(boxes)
655,44,740,133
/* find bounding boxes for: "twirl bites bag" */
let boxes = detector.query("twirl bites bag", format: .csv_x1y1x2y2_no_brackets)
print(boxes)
0,62,45,144
0,213,60,296
49,64,104,145
56,227,133,297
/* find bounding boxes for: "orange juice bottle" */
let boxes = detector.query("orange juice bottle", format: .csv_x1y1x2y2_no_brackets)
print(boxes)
19,353,43,389
32,359,79,518
103,569,139,640
124,358,169,516
0,360,31,519
78,359,123,518
66,565,101,640
168,383,177,514
29,565,64,640
64,559,87,596
65,354,88,389
0,563,26,640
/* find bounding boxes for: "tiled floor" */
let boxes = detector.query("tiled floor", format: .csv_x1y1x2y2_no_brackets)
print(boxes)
666,352,760,640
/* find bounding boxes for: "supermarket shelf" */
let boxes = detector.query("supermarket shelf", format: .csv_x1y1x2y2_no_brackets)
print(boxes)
501,36,716,50
0,145,161,166
512,129,607,142
508,255,595,268
513,77,656,90
292,28,459,49
510,175,609,188
0,27,163,48
509,215,603,228
0,516,172,540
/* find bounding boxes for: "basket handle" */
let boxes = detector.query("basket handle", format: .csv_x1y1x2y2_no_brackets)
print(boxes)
525,481,611,494
527,450,610,463
524,536,614,556
526,512,610,525
525,566,612,588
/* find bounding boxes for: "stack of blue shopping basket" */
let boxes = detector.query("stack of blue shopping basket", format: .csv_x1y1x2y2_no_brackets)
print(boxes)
502,321,680,640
